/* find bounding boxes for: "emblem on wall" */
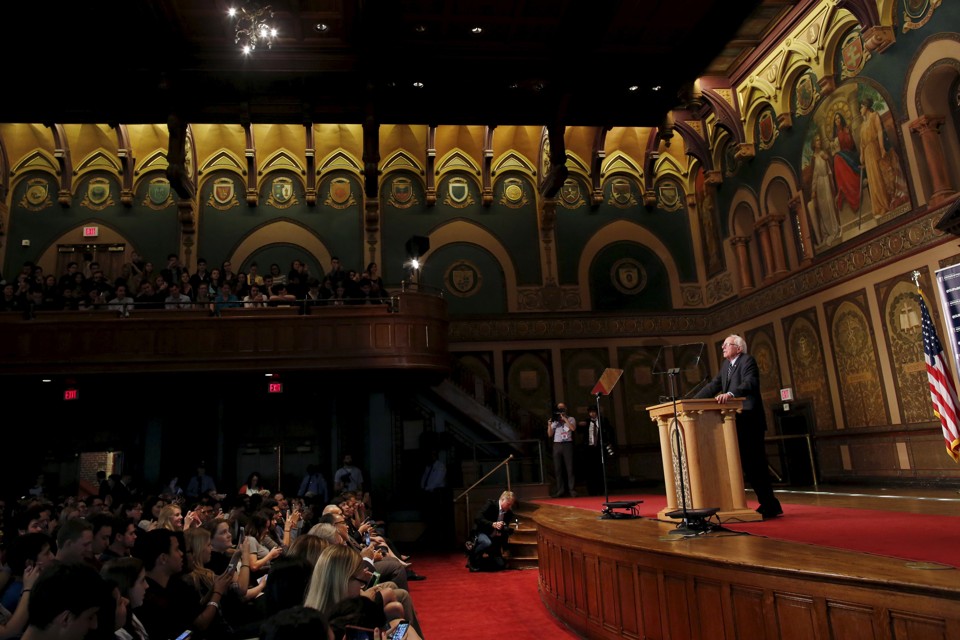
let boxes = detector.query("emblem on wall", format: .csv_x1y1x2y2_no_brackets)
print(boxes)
208,177,239,211
610,258,647,295
607,177,637,208
81,176,115,211
388,177,419,209
903,0,937,32
444,260,482,297
143,178,173,210
19,178,52,211
443,177,475,208
793,71,820,117
757,107,778,150
324,177,356,209
656,180,683,212
267,176,298,209
838,28,869,79
499,177,528,208
559,178,585,209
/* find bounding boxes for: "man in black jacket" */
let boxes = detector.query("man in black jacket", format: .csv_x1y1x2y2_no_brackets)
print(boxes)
467,490,516,572
695,334,782,519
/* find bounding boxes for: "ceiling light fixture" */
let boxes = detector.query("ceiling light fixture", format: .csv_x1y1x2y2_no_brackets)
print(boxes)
314,22,329,33
471,26,483,34
412,81,424,88
229,3,277,54
628,85,639,91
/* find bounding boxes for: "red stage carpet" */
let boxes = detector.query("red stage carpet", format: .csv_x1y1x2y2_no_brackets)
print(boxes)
532,493,960,569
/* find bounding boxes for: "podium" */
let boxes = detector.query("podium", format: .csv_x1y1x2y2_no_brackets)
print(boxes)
647,398,762,523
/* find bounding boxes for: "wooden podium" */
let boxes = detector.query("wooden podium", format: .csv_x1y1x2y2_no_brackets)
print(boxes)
647,398,762,523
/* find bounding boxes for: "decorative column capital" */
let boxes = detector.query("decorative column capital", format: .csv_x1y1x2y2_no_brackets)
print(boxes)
909,115,945,136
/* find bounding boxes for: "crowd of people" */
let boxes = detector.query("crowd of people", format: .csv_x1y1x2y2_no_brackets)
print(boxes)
0,253,392,316
0,457,427,640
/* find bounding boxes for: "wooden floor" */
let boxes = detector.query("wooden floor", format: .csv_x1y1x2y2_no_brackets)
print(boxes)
761,483,960,516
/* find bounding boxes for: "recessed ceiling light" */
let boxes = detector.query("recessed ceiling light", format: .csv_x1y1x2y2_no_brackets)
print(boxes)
415,24,427,33
628,85,639,91
471,27,483,34
314,23,329,33
413,81,424,88
651,85,662,91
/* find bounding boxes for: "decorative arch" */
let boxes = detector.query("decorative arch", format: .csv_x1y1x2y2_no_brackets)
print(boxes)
74,150,122,179
742,100,777,148
421,219,518,311
317,149,362,178
10,149,59,180
821,10,864,77
436,149,481,178
35,222,134,275
198,149,245,178
600,151,643,180
491,151,536,178
728,186,762,230
381,150,425,178
577,219,683,309
260,149,306,177
563,151,591,181
230,220,333,271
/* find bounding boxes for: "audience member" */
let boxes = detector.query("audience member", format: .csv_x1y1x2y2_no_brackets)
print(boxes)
21,562,107,640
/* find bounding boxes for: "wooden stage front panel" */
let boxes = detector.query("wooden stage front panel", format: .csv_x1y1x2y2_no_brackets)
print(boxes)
534,504,960,640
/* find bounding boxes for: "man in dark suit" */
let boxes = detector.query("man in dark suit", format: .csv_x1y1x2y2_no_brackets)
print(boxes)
696,334,783,519
467,490,516,572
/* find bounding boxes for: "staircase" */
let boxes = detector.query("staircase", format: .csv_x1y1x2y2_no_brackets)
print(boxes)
504,501,541,569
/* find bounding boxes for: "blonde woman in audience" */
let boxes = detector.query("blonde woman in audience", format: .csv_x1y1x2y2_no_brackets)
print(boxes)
181,528,240,637
157,504,200,532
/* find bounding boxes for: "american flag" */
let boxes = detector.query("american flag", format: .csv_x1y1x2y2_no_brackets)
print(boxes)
919,291,960,462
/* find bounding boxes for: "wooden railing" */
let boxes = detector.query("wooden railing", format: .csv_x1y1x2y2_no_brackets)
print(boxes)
0,291,450,376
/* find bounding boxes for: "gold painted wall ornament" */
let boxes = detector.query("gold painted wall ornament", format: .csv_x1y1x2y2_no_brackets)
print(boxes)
657,181,683,212
757,107,778,150
559,178,585,209
499,177,528,208
388,177,419,209
607,177,637,208
144,177,174,210
81,176,114,211
903,0,938,33
208,177,239,211
444,260,482,297
839,29,869,79
610,258,647,295
324,176,355,209
793,71,820,117
443,177,474,208
267,176,298,209
20,178,52,211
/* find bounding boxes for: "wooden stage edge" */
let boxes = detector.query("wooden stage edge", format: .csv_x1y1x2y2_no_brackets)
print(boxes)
534,503,960,640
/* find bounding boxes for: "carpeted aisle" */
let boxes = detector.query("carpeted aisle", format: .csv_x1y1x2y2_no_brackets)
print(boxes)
406,551,579,639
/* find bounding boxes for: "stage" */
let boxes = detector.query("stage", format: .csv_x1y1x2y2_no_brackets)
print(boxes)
532,498,960,640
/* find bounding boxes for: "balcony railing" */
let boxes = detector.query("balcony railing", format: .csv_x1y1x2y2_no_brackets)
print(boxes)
0,291,449,376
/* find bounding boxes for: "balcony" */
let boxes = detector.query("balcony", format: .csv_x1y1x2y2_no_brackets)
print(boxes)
0,292,449,376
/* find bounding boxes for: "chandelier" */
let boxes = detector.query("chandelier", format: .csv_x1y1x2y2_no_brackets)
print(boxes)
228,3,277,54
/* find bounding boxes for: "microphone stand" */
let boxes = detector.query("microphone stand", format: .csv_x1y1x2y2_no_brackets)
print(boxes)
665,367,718,535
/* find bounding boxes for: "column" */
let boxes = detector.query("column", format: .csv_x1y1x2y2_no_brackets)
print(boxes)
730,236,754,293
909,115,956,207
789,195,814,266
755,222,775,283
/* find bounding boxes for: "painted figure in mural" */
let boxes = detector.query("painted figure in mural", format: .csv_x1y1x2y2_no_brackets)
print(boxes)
830,111,861,212
858,97,891,217
807,133,843,246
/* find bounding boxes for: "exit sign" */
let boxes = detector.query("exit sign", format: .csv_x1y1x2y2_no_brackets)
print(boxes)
82,226,99,237
268,382,283,394
64,389,79,401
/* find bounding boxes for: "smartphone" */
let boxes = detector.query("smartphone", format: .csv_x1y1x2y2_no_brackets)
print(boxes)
174,631,192,640
238,526,245,540
344,626,375,640
391,620,410,640
363,531,371,546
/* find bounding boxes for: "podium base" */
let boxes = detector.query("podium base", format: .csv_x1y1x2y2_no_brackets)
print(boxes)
600,500,642,520
658,505,762,524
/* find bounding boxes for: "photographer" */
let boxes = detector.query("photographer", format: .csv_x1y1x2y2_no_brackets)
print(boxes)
466,490,516,572
548,402,578,498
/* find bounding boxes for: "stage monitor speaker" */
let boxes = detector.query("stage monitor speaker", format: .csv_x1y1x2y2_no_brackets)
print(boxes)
405,235,430,258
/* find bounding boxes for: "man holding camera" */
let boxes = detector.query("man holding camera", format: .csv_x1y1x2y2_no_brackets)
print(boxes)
548,402,578,497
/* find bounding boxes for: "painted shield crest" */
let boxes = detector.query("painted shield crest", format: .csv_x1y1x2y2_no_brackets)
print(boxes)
26,181,49,206
87,177,110,205
445,260,482,297
272,177,294,204
658,182,680,211
503,178,524,203
612,178,633,205
392,177,413,204
841,31,865,75
611,258,647,295
148,178,171,206
330,177,352,205
448,177,469,203
561,179,580,204
213,177,235,205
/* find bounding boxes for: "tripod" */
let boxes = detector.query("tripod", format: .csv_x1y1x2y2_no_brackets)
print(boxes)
662,367,719,535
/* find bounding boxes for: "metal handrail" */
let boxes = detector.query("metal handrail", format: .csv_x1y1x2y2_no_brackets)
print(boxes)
449,360,547,439
453,454,514,538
